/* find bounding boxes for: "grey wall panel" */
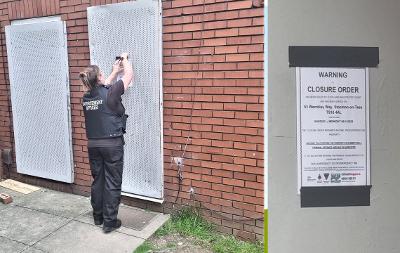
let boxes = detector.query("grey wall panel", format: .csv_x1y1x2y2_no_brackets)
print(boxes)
87,0,163,200
5,19,73,183
269,0,400,252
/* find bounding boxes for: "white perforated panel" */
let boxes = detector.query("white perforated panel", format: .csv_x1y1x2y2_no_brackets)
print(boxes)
87,0,163,200
5,18,74,183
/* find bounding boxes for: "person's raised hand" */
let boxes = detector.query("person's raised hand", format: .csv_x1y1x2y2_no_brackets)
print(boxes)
112,60,123,73
120,52,129,61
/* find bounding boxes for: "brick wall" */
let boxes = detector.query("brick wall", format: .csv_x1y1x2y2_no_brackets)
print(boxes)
161,0,264,240
0,0,264,241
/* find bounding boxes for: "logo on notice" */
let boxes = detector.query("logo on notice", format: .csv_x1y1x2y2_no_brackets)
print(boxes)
318,174,322,180
324,173,329,180
331,173,341,183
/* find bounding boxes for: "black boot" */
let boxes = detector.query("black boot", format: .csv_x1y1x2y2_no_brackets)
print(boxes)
94,217,103,226
103,219,122,233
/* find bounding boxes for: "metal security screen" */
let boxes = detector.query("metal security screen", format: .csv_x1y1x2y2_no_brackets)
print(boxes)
87,0,163,200
5,18,74,183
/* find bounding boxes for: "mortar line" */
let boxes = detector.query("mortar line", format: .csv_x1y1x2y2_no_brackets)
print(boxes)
28,218,74,250
0,235,30,247
0,235,47,253
14,203,91,220
70,218,148,240
20,245,48,253
1,205,72,250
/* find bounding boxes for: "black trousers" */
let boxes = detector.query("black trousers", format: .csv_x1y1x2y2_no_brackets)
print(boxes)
88,146,124,227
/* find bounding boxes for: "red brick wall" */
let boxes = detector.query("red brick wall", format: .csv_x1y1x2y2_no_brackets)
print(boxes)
0,0,264,241
161,0,264,240
0,1,14,182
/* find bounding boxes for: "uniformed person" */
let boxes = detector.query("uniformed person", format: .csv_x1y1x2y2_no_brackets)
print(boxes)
79,53,133,233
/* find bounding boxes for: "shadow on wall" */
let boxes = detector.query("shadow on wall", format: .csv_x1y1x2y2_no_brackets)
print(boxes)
1,149,12,179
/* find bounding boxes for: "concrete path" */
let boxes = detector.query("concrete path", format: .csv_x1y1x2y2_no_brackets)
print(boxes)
0,185,169,253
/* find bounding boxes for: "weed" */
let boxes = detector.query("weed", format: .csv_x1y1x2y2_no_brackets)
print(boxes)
133,242,153,253
149,207,263,253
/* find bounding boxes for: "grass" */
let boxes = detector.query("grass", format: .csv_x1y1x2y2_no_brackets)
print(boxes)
133,242,154,253
212,235,263,253
134,207,263,253
155,207,214,241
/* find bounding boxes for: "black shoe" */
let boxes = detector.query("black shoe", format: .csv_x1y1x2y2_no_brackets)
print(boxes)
94,218,103,226
103,219,122,233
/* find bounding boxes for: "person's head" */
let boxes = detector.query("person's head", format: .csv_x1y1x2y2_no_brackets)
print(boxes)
79,65,105,91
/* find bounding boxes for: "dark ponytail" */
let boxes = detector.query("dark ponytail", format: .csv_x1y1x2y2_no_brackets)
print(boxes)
79,65,100,91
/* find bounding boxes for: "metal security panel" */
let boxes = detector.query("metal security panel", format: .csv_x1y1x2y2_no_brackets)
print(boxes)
5,18,74,183
88,0,163,200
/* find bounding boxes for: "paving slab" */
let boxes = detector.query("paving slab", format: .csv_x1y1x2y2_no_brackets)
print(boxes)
0,185,25,210
0,183,169,252
0,202,8,211
118,205,158,230
13,189,91,218
0,236,27,253
34,220,144,253
75,205,170,239
20,247,47,253
0,206,70,245
118,212,170,240
76,205,157,229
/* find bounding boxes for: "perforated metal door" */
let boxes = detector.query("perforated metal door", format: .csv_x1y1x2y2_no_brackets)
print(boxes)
87,0,163,200
5,18,74,183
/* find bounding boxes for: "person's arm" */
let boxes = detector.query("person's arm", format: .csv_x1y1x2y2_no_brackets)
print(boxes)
105,60,122,85
120,53,134,91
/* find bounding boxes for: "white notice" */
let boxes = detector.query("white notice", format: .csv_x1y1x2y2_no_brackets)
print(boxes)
297,67,370,190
